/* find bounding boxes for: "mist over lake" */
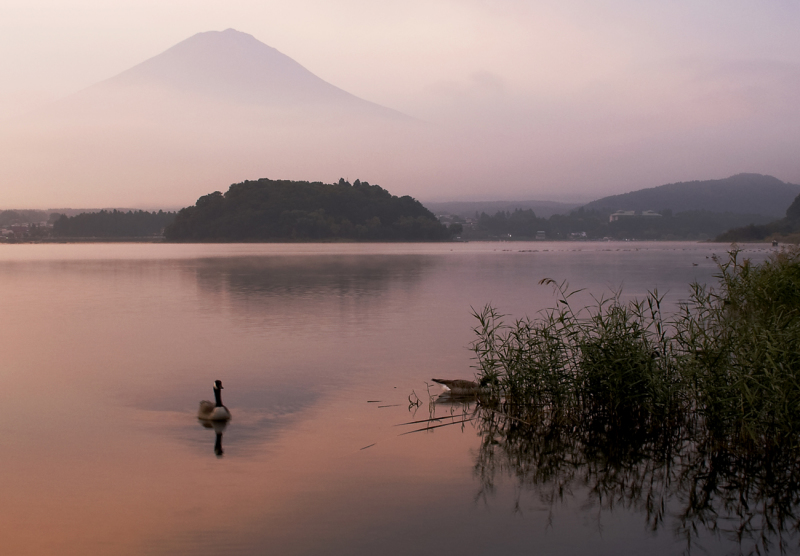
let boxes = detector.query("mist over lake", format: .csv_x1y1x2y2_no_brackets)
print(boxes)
2,241,793,556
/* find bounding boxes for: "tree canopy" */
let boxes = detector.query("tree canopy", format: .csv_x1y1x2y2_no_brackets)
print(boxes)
164,178,451,242
52,210,175,237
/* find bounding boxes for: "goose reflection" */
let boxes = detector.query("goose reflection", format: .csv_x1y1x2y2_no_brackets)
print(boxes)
199,419,228,457
434,391,475,404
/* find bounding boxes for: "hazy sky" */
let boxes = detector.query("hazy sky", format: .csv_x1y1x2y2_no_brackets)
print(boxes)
2,0,800,205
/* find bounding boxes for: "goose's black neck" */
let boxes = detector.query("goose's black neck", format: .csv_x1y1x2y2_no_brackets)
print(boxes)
214,387,223,407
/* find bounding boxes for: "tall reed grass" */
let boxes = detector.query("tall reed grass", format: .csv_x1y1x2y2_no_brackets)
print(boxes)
472,247,800,444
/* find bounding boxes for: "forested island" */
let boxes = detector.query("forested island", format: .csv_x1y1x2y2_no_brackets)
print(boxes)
164,178,452,241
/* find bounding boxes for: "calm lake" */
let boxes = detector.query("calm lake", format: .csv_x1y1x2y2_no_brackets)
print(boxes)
0,241,789,556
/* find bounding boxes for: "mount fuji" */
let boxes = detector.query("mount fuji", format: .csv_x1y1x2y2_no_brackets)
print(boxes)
0,29,425,208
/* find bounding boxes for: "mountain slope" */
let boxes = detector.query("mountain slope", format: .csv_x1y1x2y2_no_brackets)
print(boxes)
35,29,407,122
715,192,800,242
93,29,405,117
582,174,800,218
0,29,422,208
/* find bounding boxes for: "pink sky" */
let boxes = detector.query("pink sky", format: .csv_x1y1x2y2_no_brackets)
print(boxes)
1,0,799,207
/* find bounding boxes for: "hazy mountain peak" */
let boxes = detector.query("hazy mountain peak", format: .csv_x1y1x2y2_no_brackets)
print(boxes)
94,28,401,116
0,28,415,208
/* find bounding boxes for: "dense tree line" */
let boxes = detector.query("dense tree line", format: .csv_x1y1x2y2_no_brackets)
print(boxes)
460,207,771,241
602,211,773,241
52,210,176,237
164,178,452,241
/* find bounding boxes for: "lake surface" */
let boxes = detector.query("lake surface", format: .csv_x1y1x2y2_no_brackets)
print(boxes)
0,241,789,556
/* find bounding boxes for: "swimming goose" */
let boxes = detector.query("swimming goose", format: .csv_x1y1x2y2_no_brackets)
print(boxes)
198,380,232,422
432,378,485,396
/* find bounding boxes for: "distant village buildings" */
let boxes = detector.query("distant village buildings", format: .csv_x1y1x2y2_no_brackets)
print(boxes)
0,222,52,241
609,210,663,223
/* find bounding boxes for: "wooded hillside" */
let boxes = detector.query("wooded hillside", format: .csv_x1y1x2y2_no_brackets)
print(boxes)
716,193,800,242
164,178,451,241
582,174,800,217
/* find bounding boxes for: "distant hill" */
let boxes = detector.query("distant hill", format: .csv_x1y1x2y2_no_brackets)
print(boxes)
165,178,452,242
423,200,581,220
582,174,800,218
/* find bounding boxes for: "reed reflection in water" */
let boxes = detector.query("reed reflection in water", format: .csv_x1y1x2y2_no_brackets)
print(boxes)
404,393,800,555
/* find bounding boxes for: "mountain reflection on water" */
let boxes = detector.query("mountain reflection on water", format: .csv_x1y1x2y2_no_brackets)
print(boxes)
417,395,800,555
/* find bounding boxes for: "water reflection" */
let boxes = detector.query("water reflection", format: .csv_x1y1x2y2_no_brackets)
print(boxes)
400,389,484,435
450,400,800,555
186,254,438,341
3,243,785,555
191,254,433,303
199,420,228,457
